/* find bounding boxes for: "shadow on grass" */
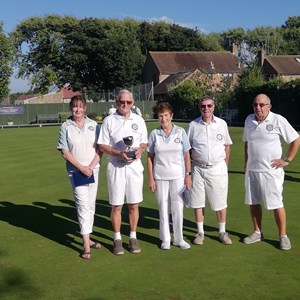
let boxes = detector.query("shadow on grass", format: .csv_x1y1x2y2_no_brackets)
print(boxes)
0,198,250,254
284,174,300,182
0,267,42,299
0,200,83,254
228,170,244,175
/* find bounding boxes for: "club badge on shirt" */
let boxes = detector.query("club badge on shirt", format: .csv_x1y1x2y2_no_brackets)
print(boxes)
88,126,95,131
266,124,274,131
132,123,138,130
217,134,223,141
174,138,181,143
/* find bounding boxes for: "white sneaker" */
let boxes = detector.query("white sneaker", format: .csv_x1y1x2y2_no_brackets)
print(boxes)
244,231,263,244
173,240,191,250
193,233,204,245
219,232,232,245
280,236,291,250
161,241,171,250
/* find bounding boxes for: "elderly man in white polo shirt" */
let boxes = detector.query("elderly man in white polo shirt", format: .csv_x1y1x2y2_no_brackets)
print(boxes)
98,89,148,255
243,93,300,250
187,95,233,245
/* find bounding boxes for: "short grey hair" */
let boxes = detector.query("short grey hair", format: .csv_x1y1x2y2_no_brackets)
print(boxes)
116,89,134,102
199,95,215,106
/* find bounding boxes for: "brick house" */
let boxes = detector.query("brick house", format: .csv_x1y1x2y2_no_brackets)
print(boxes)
259,51,300,81
142,48,242,100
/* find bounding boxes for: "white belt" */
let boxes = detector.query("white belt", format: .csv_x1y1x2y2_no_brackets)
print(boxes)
192,161,222,168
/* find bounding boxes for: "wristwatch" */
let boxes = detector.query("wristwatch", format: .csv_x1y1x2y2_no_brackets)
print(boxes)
185,172,192,176
282,157,291,163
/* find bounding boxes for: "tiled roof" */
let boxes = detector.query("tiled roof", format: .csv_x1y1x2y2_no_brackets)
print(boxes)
149,51,241,74
264,55,300,75
60,87,81,99
154,71,194,94
18,94,36,101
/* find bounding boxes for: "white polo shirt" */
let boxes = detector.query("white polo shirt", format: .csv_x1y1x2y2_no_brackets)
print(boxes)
148,125,191,180
57,116,100,171
243,111,299,172
187,116,232,164
98,111,148,162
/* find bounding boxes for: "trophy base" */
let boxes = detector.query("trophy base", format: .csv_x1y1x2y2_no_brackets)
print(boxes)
126,151,136,159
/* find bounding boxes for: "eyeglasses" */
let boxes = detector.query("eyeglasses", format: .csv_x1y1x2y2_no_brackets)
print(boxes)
200,104,213,108
253,103,269,108
119,100,133,105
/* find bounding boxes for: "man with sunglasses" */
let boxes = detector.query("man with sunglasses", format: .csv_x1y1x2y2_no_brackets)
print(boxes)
187,95,233,246
98,89,148,255
243,93,299,250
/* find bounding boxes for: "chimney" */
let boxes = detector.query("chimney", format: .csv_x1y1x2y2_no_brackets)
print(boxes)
258,49,265,67
231,42,238,56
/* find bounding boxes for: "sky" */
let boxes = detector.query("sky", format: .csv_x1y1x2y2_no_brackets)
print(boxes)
1,0,299,93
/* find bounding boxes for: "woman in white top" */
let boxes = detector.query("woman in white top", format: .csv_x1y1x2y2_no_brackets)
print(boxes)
57,95,102,259
147,102,192,250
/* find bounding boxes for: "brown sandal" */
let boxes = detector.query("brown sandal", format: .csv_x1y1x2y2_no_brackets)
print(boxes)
90,242,102,249
81,251,91,259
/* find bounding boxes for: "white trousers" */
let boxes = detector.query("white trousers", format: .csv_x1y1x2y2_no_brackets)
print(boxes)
69,167,99,235
155,178,185,244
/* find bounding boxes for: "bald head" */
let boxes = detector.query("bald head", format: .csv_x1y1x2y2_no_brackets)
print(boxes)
253,94,271,105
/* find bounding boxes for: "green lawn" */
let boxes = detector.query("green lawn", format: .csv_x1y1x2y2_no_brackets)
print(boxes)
0,123,300,300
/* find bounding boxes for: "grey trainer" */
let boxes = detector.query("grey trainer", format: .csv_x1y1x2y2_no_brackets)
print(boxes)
244,231,263,244
113,239,124,255
193,233,204,245
129,238,141,254
219,232,232,245
280,236,291,250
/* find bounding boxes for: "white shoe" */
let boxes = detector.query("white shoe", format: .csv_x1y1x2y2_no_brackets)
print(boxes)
161,241,171,250
173,240,191,250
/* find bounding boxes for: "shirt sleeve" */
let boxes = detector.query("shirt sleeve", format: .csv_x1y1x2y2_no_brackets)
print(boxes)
147,130,156,154
278,116,299,144
181,129,191,153
97,118,110,145
57,123,69,150
140,119,148,144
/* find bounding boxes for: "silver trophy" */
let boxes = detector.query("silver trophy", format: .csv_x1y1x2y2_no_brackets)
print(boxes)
122,136,136,159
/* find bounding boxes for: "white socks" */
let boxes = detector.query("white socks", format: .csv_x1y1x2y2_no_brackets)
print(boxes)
114,232,121,240
114,231,137,240
196,221,204,234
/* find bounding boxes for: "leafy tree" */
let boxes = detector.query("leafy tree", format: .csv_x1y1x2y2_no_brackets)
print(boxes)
11,16,144,93
169,77,207,119
236,63,265,90
137,21,222,52
246,26,284,56
0,22,13,100
281,16,300,54
10,15,79,93
233,63,266,119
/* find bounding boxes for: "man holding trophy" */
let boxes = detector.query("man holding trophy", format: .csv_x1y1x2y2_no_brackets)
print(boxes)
98,90,148,255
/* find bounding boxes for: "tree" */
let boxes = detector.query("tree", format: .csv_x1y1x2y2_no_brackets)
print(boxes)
10,15,79,93
169,77,207,119
281,16,300,54
0,22,13,100
137,21,223,52
11,16,145,92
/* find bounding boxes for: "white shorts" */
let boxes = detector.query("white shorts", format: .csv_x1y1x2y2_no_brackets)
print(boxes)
107,159,144,206
190,161,228,211
245,169,284,210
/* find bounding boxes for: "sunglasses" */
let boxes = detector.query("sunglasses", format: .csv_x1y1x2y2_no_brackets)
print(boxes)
119,100,133,105
253,103,269,108
200,104,213,108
